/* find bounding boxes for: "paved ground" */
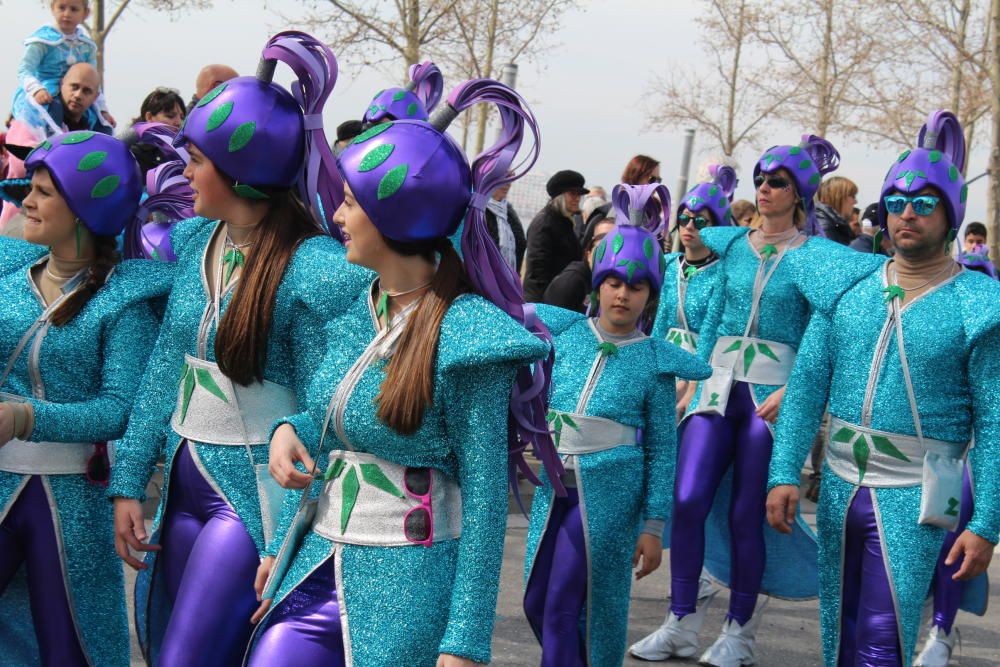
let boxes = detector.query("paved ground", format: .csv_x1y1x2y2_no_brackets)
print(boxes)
126,478,1000,666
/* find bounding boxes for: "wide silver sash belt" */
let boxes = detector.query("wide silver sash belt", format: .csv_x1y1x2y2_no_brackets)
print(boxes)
171,355,297,445
552,412,638,455
0,439,110,475
825,417,966,488
313,450,462,547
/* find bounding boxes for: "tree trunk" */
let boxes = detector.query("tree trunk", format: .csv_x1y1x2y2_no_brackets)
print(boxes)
724,0,746,155
93,0,106,78
402,0,421,79
816,0,833,136
987,0,1000,261
473,0,499,154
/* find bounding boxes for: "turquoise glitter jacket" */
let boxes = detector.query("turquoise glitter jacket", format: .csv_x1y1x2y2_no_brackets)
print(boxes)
0,237,170,667
768,265,1000,666
524,305,711,667
650,251,725,350
682,225,882,600
249,290,548,667
106,217,371,663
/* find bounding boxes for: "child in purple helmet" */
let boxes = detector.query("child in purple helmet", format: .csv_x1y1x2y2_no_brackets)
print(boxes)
523,183,711,667
106,32,371,666
362,61,444,126
0,131,170,667
250,78,561,667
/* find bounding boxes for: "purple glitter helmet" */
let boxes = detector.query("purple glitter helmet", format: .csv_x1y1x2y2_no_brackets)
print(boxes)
591,183,670,293
677,164,737,226
174,31,344,236
363,61,443,125
877,110,967,233
754,135,840,235
958,243,997,279
23,131,142,237
341,77,564,499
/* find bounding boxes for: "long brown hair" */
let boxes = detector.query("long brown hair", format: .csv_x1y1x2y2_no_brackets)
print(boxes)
375,238,469,434
215,190,322,385
50,235,119,326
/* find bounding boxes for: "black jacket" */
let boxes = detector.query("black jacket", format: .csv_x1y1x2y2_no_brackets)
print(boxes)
485,202,526,274
523,202,582,302
542,260,591,313
848,233,890,256
815,202,855,246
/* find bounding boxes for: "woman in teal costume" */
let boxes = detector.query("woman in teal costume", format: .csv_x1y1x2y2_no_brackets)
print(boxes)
0,131,169,667
107,32,369,666
767,111,1000,666
651,164,737,419
648,135,882,666
523,183,712,667
250,78,561,667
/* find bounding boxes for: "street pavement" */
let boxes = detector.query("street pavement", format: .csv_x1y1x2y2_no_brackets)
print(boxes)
127,482,1000,666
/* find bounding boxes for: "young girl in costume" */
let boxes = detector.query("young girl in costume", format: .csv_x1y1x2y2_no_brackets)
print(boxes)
362,61,444,126
10,0,114,137
0,131,168,667
523,183,711,667
250,78,562,667
656,136,880,666
107,31,369,667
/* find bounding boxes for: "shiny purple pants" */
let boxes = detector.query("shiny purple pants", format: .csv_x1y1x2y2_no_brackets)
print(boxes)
248,557,345,667
670,382,772,625
524,487,588,667
0,475,87,666
930,468,974,634
838,488,901,666
157,443,260,667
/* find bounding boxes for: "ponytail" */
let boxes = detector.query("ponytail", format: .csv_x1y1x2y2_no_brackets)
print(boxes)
376,238,469,433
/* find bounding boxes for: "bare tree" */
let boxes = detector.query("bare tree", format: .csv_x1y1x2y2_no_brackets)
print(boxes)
988,0,999,259
440,0,577,153
81,0,213,76
647,0,791,158
756,0,879,137
295,0,460,80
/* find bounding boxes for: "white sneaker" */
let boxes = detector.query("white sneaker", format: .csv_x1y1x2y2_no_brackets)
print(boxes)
629,592,717,661
914,624,957,667
698,598,768,667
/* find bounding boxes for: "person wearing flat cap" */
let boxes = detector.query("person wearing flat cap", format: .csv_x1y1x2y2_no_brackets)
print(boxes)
523,169,589,301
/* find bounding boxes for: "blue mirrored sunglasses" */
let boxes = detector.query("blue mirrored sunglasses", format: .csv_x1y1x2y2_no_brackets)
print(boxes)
884,194,941,216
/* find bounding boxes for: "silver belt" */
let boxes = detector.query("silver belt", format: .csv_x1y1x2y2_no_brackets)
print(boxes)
709,335,797,385
171,355,297,445
825,417,966,488
312,451,462,547
0,439,111,475
553,412,638,455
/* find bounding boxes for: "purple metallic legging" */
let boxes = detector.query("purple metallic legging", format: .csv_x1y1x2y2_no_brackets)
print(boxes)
248,556,345,666
929,468,974,634
157,442,260,667
523,487,588,667
670,381,772,625
838,488,901,666
0,475,87,666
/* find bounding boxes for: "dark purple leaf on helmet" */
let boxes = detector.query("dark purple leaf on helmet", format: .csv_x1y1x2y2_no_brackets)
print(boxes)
358,143,395,172
228,122,256,153
62,132,95,145
90,175,120,199
352,122,392,145
377,164,408,200
77,151,108,172
197,83,227,108
205,102,234,132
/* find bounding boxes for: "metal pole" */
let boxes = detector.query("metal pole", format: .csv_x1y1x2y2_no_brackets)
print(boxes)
671,128,696,251
496,64,519,147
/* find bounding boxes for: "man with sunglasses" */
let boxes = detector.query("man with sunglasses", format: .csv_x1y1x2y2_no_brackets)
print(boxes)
767,110,1000,666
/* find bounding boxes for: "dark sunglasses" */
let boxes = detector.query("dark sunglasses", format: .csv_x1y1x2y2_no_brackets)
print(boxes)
677,213,711,230
86,442,110,486
753,175,791,190
403,467,433,546
883,194,941,217
647,176,662,184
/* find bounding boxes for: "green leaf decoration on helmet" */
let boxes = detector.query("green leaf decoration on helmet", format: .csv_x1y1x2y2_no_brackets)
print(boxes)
352,122,393,145
90,175,121,199
228,122,256,153
377,164,409,200
358,144,395,172
206,102,234,132
197,83,228,108
77,151,108,172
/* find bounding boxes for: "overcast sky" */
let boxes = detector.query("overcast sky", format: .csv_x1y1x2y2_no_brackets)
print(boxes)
3,0,990,222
